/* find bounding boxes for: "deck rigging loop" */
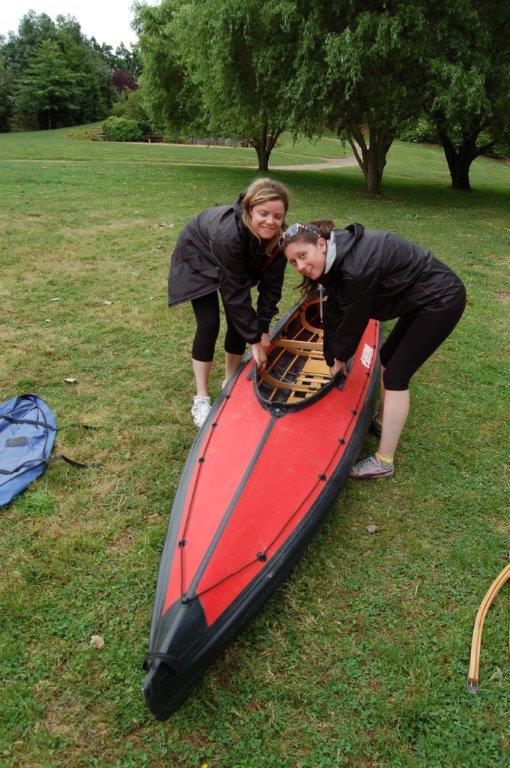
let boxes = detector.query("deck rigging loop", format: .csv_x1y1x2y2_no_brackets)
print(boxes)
143,652,176,671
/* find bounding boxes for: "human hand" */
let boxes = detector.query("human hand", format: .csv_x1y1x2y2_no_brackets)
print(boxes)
251,342,267,370
329,359,346,377
260,332,271,350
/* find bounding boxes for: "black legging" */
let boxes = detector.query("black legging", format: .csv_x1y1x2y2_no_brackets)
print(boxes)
380,287,466,391
191,292,246,362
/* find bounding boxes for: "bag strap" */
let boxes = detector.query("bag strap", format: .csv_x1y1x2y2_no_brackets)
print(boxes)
0,459,44,475
0,416,98,431
0,415,56,430
0,455,104,475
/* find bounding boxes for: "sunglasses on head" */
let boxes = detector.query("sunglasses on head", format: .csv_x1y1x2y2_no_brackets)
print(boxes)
278,223,318,248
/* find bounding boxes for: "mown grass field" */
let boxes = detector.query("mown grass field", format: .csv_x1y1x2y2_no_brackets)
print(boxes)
0,126,509,768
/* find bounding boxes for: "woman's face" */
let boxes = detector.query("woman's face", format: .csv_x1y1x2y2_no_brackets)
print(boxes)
249,199,286,241
284,238,327,281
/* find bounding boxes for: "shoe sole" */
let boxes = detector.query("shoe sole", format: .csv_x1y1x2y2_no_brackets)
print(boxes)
350,469,394,480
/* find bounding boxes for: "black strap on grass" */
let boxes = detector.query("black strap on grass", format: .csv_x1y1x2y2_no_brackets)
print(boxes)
0,416,99,432
48,454,104,470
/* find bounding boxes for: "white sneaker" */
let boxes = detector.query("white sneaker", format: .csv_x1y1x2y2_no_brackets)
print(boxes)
191,395,211,428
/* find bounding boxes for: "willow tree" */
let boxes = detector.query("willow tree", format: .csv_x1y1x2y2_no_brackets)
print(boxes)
290,2,429,195
137,0,297,170
424,0,510,190
134,0,205,136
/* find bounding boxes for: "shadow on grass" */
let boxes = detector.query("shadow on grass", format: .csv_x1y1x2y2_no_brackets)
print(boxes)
267,167,510,214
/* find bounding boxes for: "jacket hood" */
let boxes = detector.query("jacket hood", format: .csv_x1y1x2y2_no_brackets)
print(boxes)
234,193,246,216
332,223,365,261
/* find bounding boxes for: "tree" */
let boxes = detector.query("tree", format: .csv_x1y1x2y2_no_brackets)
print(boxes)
15,40,83,129
0,53,13,131
91,40,141,78
134,0,205,136
1,11,58,74
136,0,297,170
3,11,116,129
290,1,429,194
178,0,298,170
424,0,510,190
112,68,138,93
114,42,142,77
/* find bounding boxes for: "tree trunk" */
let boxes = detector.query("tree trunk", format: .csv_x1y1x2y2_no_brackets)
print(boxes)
365,155,384,195
346,123,392,195
450,160,472,191
47,110,52,130
250,123,284,172
438,127,479,191
254,142,269,172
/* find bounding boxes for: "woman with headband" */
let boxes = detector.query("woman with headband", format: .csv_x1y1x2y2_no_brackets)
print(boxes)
280,220,466,479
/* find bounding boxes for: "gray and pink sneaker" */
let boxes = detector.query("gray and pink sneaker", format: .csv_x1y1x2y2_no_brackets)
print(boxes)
350,453,394,480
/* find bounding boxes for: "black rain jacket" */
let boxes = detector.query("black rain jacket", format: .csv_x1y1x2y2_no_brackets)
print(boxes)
168,196,286,343
319,224,465,365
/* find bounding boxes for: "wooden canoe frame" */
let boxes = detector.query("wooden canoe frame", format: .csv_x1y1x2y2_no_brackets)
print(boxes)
258,298,331,404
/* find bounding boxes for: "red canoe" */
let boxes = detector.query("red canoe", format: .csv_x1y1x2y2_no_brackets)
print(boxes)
143,297,381,719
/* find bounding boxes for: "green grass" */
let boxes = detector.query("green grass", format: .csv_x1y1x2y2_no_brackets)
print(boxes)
0,124,351,167
0,126,509,768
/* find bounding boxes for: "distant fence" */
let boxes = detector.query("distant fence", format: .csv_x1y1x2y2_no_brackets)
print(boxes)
186,137,251,147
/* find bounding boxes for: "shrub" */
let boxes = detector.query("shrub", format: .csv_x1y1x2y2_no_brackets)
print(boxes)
9,112,38,131
477,130,510,159
66,127,101,141
101,116,143,142
123,89,143,119
485,140,510,159
110,100,129,118
398,117,438,144
108,91,154,137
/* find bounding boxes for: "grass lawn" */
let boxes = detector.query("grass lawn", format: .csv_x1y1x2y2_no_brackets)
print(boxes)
0,125,351,167
0,126,509,768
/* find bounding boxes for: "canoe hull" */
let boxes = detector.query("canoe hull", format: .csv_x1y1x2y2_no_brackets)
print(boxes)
144,309,380,719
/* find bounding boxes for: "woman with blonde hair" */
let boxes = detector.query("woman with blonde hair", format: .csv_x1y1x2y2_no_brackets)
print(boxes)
168,178,290,426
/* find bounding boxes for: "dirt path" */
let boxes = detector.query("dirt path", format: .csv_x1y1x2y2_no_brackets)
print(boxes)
125,142,360,171
271,156,359,171
2,152,360,172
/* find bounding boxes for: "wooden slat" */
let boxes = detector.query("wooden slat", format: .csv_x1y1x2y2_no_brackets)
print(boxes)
274,339,322,352
298,299,323,334
258,297,328,403
258,369,319,394
300,358,330,376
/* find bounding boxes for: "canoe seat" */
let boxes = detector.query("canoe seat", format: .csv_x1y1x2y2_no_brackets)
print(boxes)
286,357,331,403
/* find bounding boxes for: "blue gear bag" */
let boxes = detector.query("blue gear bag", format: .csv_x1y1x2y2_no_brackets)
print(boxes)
0,394,58,508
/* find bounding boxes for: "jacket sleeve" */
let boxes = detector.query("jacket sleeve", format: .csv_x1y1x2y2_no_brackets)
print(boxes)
256,253,286,333
326,266,380,364
210,233,261,343
322,292,341,367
